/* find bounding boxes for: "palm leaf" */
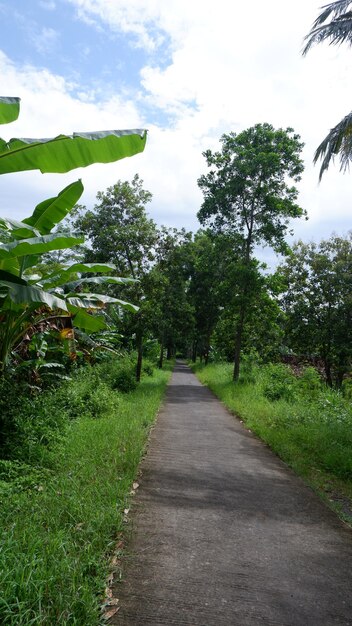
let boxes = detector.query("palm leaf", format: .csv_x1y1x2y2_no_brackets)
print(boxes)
314,110,352,179
303,1,352,54
0,129,147,175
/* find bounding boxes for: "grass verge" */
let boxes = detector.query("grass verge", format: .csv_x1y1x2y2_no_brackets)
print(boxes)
0,360,172,625
192,361,352,526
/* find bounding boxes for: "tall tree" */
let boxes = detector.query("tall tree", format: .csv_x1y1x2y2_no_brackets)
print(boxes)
303,1,352,179
73,175,158,380
197,123,305,380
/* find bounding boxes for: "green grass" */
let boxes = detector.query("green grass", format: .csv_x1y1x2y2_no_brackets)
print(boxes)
0,360,172,625
192,361,352,525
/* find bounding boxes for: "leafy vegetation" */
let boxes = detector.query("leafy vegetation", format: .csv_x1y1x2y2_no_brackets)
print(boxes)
0,357,172,625
197,123,305,379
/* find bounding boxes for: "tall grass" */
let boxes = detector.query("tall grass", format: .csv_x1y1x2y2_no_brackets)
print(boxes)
0,359,172,625
192,361,352,523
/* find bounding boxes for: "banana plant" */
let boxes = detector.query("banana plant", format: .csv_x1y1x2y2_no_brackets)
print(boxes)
0,96,146,372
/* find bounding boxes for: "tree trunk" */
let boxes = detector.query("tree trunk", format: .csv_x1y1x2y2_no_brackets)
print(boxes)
158,339,164,369
192,339,198,362
324,360,333,388
233,302,246,381
136,329,143,382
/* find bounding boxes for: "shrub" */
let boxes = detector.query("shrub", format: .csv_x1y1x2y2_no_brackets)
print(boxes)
261,363,297,402
111,365,138,393
296,366,322,397
142,360,154,377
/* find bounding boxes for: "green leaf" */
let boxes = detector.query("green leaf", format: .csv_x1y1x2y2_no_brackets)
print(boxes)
23,180,84,234
69,306,107,332
0,280,68,310
0,232,84,259
0,256,20,275
61,262,117,273
0,270,27,285
66,293,139,312
0,217,40,239
0,97,20,125
0,129,147,175
67,276,136,289
40,262,119,288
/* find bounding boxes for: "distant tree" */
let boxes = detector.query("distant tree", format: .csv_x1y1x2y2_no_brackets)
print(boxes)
189,230,228,363
197,123,305,380
303,0,352,179
150,227,194,366
73,175,158,380
279,234,352,387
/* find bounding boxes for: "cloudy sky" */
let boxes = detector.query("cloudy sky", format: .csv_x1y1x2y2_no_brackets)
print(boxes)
1,0,351,263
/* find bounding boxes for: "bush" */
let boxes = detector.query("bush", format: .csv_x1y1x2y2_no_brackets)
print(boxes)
296,366,322,397
261,363,297,402
342,378,352,400
111,365,138,393
142,360,154,377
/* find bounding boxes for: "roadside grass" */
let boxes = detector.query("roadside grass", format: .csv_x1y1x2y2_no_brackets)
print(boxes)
192,361,352,525
0,359,172,625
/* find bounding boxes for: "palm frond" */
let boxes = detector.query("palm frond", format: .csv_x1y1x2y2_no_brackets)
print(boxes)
314,111,352,179
303,1,352,53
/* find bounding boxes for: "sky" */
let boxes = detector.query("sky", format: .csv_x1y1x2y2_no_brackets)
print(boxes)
0,0,351,266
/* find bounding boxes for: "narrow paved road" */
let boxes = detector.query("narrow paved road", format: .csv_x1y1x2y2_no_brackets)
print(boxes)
113,362,352,626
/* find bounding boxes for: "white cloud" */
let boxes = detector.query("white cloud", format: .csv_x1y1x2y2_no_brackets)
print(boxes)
1,0,352,258
32,26,59,55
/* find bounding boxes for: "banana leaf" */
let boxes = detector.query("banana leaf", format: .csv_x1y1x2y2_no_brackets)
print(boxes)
0,232,84,259
66,292,139,312
0,97,20,125
0,217,39,239
66,276,136,289
67,306,107,332
0,129,147,175
23,180,84,234
0,279,68,310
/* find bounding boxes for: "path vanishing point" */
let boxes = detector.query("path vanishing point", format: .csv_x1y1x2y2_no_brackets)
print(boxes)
112,361,352,626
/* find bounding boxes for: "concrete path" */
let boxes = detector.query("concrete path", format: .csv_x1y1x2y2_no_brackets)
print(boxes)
112,362,352,625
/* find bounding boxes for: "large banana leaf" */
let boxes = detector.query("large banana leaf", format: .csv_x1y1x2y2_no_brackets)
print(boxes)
40,262,119,288
0,97,20,125
23,180,84,234
0,232,84,259
66,292,139,312
0,279,68,310
68,307,107,332
66,276,136,289
0,129,147,175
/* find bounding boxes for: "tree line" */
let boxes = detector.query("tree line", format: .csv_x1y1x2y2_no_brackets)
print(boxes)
65,124,351,388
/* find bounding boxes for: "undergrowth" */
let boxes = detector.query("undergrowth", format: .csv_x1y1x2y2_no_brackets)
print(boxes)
192,360,352,524
0,357,172,625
